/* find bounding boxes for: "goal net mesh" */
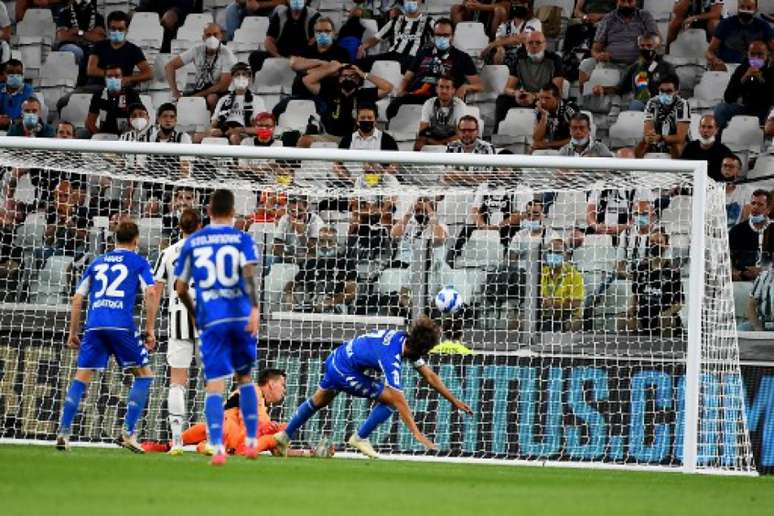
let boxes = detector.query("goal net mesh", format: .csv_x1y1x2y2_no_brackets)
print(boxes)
0,141,755,473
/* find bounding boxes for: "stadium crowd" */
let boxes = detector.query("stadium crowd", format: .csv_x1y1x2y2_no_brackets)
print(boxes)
0,0,772,335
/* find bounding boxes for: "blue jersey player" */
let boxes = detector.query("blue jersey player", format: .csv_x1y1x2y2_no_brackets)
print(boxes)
174,189,261,466
56,221,161,452
274,317,473,458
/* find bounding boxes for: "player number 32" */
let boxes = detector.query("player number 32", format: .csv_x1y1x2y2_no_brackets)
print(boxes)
192,246,241,289
93,263,128,298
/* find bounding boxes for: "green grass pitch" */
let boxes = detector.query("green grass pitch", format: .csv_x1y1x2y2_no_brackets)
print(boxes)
2,444,772,516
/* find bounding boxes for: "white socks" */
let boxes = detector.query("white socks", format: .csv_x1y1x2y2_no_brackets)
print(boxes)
168,384,186,448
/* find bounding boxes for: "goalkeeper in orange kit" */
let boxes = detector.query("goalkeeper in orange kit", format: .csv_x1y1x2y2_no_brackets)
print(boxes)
144,369,334,457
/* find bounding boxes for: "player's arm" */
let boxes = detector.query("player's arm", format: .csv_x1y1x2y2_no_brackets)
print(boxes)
416,364,473,415
378,386,436,450
243,262,260,333
67,293,85,349
143,285,160,351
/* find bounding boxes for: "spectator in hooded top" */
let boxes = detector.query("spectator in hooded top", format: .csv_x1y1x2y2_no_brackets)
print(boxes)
532,82,580,151
386,18,481,120
86,64,142,135
415,76,467,151
706,0,773,70
208,62,266,145
357,0,435,73
578,0,659,93
224,0,286,41
667,0,723,47
165,23,236,111
248,0,321,74
480,0,541,66
714,40,773,129
55,0,105,80
86,10,153,89
636,75,690,158
679,114,734,182
0,59,38,130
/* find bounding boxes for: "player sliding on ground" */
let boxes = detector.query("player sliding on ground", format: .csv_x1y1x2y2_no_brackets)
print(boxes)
56,221,161,452
152,208,202,455
274,317,473,458
174,189,261,466
142,369,334,458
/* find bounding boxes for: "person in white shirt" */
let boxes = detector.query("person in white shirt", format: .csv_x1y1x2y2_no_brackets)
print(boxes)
273,195,325,264
165,23,236,111
508,199,554,263
722,155,753,230
208,62,266,145
415,76,467,150
391,196,449,269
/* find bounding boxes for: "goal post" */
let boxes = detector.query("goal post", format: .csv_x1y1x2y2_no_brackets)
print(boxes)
0,136,757,475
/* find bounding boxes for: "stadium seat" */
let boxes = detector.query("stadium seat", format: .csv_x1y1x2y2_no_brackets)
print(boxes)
457,230,503,268
127,12,164,59
13,212,47,251
252,57,294,94
15,9,56,72
233,16,270,50
734,281,753,321
370,61,402,93
581,67,621,97
531,149,560,156
573,238,618,273
38,52,78,107
310,141,338,148
608,111,646,148
201,137,230,146
469,65,509,104
748,154,774,180
533,0,575,18
31,255,74,306
721,116,765,153
427,0,458,15
138,218,163,260
176,96,210,132
277,99,317,132
388,104,423,141
177,12,213,40
546,192,586,229
377,268,412,295
692,71,731,109
495,108,536,146
264,263,300,312
661,195,693,234
91,133,119,140
670,29,709,61
644,153,672,159
643,0,674,21
361,18,379,40
438,193,474,225
452,22,488,55
60,93,93,129
421,145,447,152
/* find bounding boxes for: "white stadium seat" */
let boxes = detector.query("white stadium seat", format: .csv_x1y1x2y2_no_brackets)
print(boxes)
277,100,317,132
453,22,489,54
389,104,423,141
692,71,731,108
608,111,646,148
176,96,210,132
252,57,294,94
721,116,765,153
457,230,504,268
60,93,93,129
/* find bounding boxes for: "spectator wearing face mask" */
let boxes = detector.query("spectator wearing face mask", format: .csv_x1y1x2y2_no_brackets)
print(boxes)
558,113,613,157
591,33,675,112
637,75,690,158
0,59,38,130
679,114,734,182
387,18,481,120
290,17,351,76
8,97,55,137
729,189,774,281
495,31,565,125
298,63,392,147
539,237,585,332
208,62,266,145
415,76,466,150
273,195,324,264
165,23,236,111
248,0,321,74
119,103,153,142
626,227,684,336
85,64,141,135
242,112,282,147
614,200,659,278
714,40,773,129
706,0,773,70
338,104,399,152
86,10,152,89
480,0,541,66
508,200,553,265
357,0,435,74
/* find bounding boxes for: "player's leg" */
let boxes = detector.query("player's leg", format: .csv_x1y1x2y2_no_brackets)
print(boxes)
273,388,338,455
347,380,391,459
199,324,232,465
231,325,260,458
167,338,194,455
114,331,153,453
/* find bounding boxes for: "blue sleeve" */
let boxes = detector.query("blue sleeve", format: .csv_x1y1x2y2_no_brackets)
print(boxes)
379,348,403,391
241,232,258,266
175,240,192,282
138,257,155,290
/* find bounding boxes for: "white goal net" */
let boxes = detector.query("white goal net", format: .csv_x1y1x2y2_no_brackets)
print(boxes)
0,137,756,474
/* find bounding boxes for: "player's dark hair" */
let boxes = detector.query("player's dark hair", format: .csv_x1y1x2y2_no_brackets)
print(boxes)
209,189,235,217
179,208,201,236
115,220,139,244
257,368,287,386
405,316,441,358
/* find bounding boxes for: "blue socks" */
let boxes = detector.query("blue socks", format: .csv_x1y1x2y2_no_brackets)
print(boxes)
239,383,259,442
124,377,152,435
58,378,87,436
357,403,395,439
284,399,319,439
205,393,225,447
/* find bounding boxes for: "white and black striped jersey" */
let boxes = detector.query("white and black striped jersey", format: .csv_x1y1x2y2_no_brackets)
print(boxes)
153,238,196,341
376,14,434,57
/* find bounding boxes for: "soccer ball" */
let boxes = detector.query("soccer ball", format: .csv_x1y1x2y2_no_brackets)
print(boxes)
435,287,462,314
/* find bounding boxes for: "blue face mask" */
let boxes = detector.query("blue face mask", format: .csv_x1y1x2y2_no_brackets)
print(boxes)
658,93,674,105
751,214,767,225
106,77,122,92
524,219,542,231
289,0,305,11
315,32,332,47
546,252,564,267
434,36,450,51
404,1,419,13
634,214,650,227
571,136,589,146
6,74,23,89
22,112,38,129
108,30,126,44
318,247,337,258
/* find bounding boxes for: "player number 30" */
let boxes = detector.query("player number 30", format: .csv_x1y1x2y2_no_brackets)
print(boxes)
192,246,241,289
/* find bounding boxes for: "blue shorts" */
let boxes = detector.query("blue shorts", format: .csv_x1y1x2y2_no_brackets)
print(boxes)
319,353,385,399
77,329,149,370
199,320,257,381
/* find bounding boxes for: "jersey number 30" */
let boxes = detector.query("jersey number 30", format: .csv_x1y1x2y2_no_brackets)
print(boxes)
192,246,240,289
93,263,128,298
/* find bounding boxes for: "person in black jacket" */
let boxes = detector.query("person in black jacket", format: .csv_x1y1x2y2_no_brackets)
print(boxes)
714,40,773,129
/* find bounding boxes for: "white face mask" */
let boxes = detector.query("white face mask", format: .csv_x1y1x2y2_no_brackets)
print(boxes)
232,76,249,90
205,35,220,50
130,117,148,131
699,135,715,146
